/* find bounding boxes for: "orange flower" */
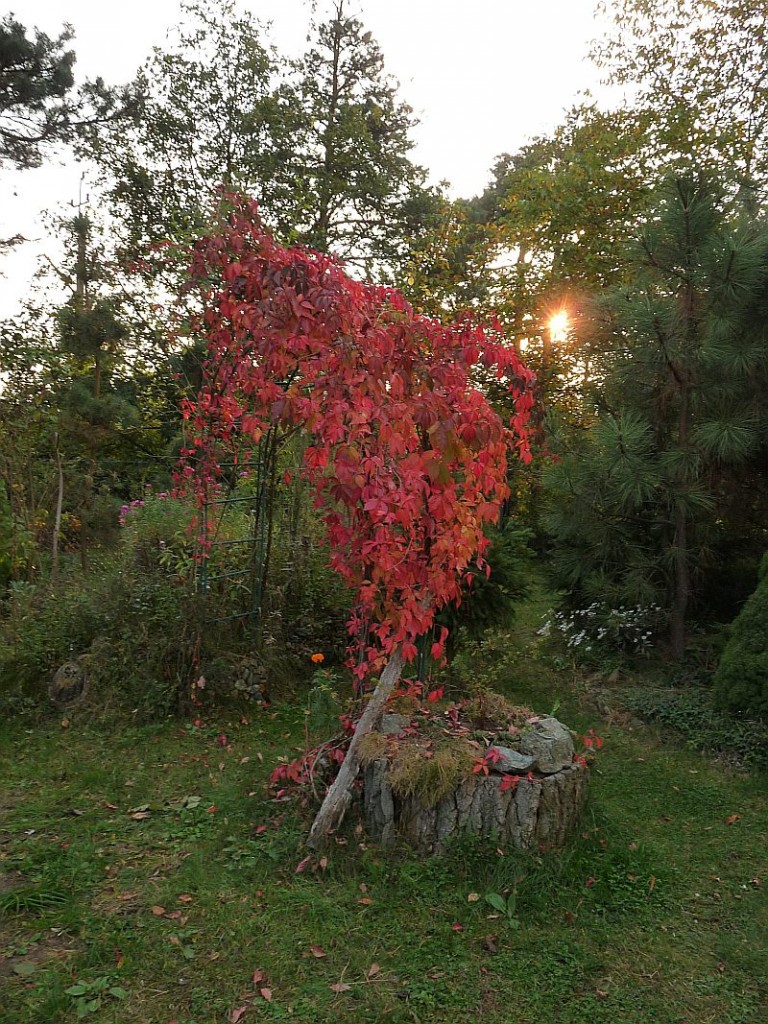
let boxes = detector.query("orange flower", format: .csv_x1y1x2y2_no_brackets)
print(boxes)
310,653,325,664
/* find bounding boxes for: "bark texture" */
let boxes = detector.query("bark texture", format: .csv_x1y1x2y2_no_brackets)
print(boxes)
364,760,588,854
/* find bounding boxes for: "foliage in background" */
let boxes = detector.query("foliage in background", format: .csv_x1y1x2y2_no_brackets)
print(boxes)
544,174,768,658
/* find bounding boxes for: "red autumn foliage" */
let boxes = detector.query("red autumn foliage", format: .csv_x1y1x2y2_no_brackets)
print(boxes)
180,194,534,677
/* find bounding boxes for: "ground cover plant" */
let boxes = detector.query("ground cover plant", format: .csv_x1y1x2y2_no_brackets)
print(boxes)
2,615,766,1024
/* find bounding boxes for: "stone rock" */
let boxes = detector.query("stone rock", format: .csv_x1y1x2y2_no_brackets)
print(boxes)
487,745,536,774
380,713,411,736
518,716,574,774
49,661,88,709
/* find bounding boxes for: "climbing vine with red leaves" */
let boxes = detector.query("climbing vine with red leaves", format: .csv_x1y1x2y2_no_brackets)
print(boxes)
180,194,535,678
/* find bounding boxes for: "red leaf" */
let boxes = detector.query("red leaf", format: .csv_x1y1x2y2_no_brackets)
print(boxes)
426,686,444,703
251,970,265,984
259,988,272,1002
295,855,312,873
451,922,464,931
724,814,741,825
499,774,520,793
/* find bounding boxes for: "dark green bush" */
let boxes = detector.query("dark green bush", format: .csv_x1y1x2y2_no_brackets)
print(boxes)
713,552,768,718
439,522,532,657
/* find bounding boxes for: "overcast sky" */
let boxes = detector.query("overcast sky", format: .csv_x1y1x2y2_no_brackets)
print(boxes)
1,0,606,315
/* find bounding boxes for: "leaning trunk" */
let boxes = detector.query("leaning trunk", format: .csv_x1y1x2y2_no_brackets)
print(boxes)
307,647,404,849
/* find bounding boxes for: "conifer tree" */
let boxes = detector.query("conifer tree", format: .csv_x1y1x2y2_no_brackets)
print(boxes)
545,174,768,657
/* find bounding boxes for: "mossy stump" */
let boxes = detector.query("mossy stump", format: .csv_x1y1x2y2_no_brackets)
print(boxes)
364,758,588,853
362,712,589,854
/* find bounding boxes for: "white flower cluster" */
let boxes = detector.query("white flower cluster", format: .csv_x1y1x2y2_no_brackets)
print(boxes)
538,602,661,656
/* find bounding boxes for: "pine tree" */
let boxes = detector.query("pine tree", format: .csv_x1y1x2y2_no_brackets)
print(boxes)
545,174,768,657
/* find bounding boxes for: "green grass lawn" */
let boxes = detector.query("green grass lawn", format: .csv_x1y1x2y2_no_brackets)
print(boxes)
1,622,767,1023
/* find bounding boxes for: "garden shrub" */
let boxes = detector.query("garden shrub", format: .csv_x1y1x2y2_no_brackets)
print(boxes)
0,489,357,719
713,552,768,718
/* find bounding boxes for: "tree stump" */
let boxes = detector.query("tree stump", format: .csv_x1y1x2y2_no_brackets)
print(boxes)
363,715,589,854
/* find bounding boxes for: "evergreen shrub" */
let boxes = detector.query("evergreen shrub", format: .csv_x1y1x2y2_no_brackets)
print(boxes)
713,552,768,718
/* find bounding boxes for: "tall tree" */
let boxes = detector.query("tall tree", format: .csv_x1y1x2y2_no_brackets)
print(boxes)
82,0,297,272
84,0,435,281
292,0,436,274
471,105,650,352
593,0,768,199
0,13,76,169
544,174,768,657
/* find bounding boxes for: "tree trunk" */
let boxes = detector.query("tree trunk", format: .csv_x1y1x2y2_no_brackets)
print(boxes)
307,647,404,849
51,436,64,585
670,382,690,660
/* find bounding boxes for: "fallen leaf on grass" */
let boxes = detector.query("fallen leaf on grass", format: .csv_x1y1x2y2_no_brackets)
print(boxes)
251,970,265,984
228,1008,248,1023
724,814,741,825
357,897,373,905
151,906,166,916
309,945,327,958
467,892,480,902
131,811,151,821
259,988,272,1002
295,855,313,873
367,963,381,977
329,982,351,993
178,894,193,903
451,922,464,932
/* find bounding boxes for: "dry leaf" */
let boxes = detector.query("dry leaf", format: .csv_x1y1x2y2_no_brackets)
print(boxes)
357,897,372,905
724,813,741,825
329,982,351,993
251,970,265,984
151,906,166,916
259,988,272,1002
131,811,151,820
467,892,480,902
228,1008,247,1023
178,894,193,903
310,945,327,958
367,962,381,977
